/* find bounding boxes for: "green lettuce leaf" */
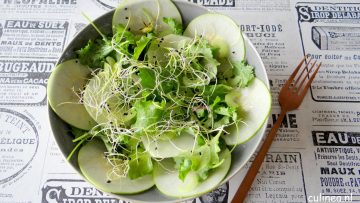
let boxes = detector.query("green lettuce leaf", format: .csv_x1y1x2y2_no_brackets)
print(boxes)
128,152,153,179
138,68,156,89
163,17,183,35
214,106,233,117
77,38,113,68
190,38,220,79
229,61,255,88
112,24,136,56
174,157,192,181
203,84,233,101
174,133,223,182
160,80,177,94
213,116,230,129
133,35,152,60
132,100,165,131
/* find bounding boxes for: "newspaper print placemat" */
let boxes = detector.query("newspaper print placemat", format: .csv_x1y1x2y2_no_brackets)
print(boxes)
0,0,359,203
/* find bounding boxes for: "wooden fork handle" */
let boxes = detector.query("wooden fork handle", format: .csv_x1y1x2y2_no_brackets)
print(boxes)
231,110,287,203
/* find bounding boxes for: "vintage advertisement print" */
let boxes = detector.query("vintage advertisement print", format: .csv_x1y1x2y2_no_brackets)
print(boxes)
0,107,51,203
0,60,54,106
311,26,360,51
41,179,229,203
311,106,360,127
41,179,130,203
295,2,360,103
90,0,121,10
0,108,39,185
89,0,235,9
0,19,68,59
310,127,360,201
187,0,235,7
0,0,78,15
244,152,307,203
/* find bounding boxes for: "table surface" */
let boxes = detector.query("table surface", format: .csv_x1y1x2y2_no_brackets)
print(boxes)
0,0,359,203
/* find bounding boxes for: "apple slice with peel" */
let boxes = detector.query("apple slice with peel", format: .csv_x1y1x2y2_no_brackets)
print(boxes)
147,34,191,66
223,78,271,145
141,131,196,159
153,148,231,198
112,0,182,35
47,59,97,130
83,71,136,126
78,139,154,194
184,13,245,61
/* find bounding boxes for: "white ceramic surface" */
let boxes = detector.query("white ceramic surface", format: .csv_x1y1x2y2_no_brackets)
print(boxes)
48,1,269,202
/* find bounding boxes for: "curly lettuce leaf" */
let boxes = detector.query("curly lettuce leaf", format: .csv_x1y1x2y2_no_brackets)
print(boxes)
163,17,183,35
199,95,238,130
77,38,113,68
132,100,165,131
174,133,223,182
229,61,255,88
174,157,192,181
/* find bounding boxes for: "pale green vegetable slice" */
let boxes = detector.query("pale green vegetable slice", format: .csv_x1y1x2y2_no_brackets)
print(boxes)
184,13,245,61
223,78,271,145
83,71,135,126
153,148,231,198
47,59,96,130
141,132,195,158
147,34,191,66
83,71,114,124
78,139,154,194
112,0,182,35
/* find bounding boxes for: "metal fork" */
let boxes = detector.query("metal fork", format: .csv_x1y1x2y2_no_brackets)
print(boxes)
231,55,322,203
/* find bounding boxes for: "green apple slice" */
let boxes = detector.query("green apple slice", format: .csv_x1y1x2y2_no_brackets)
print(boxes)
184,13,245,61
147,34,191,66
153,148,231,198
223,78,271,145
83,71,135,126
141,132,195,158
47,59,96,130
78,139,154,194
112,0,182,35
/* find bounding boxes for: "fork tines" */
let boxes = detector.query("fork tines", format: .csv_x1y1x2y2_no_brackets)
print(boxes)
285,55,322,94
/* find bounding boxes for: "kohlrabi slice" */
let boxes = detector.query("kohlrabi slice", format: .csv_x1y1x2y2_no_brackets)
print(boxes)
141,131,195,158
112,0,182,35
83,71,135,126
47,59,96,130
147,34,191,66
153,148,231,198
223,78,271,145
78,139,154,194
184,13,245,61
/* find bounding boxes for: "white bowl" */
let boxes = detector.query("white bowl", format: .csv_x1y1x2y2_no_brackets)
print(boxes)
48,1,269,202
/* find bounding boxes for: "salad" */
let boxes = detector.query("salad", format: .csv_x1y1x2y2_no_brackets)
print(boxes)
47,0,271,198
